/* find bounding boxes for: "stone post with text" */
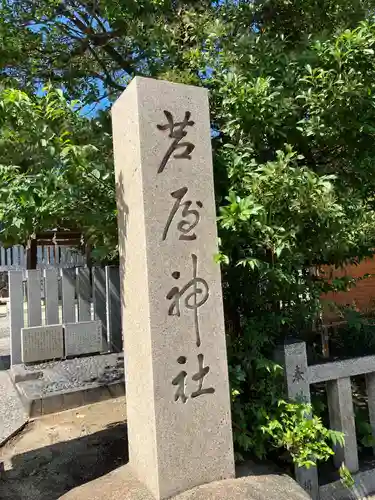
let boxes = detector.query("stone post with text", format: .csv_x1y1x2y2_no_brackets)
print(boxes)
112,77,235,499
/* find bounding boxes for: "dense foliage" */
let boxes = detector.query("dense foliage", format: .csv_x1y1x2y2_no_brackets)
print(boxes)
0,87,117,260
2,0,375,469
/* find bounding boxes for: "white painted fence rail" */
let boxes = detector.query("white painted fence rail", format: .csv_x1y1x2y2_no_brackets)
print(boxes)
0,244,85,271
9,267,122,365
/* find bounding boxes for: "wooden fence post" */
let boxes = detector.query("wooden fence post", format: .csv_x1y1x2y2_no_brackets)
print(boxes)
26,270,42,327
106,266,122,352
93,267,108,351
76,268,91,321
61,269,76,323
26,237,37,270
44,269,59,325
9,271,24,365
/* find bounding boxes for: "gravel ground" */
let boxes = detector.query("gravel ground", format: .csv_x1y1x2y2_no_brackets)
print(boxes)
18,353,124,397
0,371,28,445
0,304,129,500
0,397,128,500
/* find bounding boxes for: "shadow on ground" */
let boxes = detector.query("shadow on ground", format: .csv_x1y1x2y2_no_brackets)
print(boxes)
0,354,10,370
0,422,129,500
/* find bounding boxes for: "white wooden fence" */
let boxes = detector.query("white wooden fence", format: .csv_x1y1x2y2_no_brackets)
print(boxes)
9,267,122,365
0,244,85,271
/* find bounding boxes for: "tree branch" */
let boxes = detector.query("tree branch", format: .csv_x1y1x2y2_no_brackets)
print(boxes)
74,0,108,32
88,46,125,90
58,4,136,74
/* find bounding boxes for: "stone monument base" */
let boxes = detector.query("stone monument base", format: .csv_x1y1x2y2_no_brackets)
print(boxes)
10,353,124,416
60,462,310,500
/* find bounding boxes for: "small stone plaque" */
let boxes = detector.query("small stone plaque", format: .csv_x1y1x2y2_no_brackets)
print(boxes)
21,325,64,363
64,321,103,357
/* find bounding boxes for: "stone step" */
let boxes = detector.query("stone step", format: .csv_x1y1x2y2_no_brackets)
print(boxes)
11,353,125,417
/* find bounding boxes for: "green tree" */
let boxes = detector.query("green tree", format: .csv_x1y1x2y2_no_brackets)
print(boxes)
0,87,117,260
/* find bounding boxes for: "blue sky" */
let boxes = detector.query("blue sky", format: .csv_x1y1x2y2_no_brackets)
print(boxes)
29,14,113,117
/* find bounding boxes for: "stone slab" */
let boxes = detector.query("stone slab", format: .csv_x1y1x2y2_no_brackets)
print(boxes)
17,379,125,417
21,324,64,363
60,463,310,500
0,371,28,445
64,320,103,357
15,353,124,417
308,355,375,384
10,363,43,383
113,76,234,499
319,467,375,499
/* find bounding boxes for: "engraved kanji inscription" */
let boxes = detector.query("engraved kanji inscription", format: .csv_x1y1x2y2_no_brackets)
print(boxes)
162,187,203,241
157,110,195,173
172,354,215,403
292,365,305,383
172,356,188,403
191,353,215,398
294,390,309,403
166,254,209,347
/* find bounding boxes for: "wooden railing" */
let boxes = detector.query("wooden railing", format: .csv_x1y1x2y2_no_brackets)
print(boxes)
284,341,375,499
9,267,122,365
0,244,85,271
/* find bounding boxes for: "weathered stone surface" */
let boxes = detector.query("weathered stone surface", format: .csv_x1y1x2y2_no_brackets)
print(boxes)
284,341,318,499
15,353,124,416
112,76,234,499
319,467,375,499
10,363,43,383
64,320,103,357
21,324,64,363
309,355,375,384
60,463,310,500
0,371,27,445
284,341,310,403
327,377,359,473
